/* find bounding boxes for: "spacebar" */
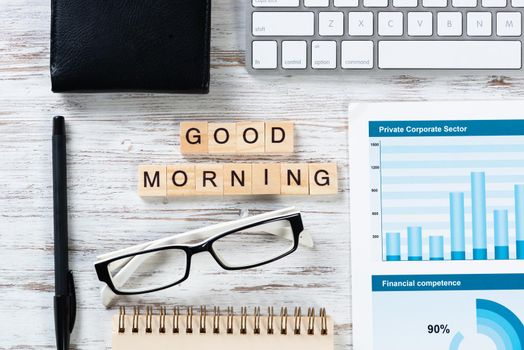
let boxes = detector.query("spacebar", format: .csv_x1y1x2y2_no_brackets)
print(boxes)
379,41,522,69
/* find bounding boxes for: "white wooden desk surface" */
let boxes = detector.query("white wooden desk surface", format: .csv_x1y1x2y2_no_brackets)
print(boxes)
2,0,524,349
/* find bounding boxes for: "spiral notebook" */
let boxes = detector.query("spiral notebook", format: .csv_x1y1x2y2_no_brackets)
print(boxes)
112,306,334,350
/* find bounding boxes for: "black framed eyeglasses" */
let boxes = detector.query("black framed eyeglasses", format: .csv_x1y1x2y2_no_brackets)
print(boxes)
94,208,308,299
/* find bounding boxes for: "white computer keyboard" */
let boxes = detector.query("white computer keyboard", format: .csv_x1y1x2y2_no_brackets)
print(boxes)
247,0,523,72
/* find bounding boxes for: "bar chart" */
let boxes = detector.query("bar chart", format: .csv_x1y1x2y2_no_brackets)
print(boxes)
369,120,524,262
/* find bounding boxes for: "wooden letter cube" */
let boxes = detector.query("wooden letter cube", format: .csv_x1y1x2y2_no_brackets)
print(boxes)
208,123,236,154
309,163,338,195
138,165,167,197
236,122,265,153
252,163,281,195
180,122,208,154
223,163,252,195
280,163,309,195
265,121,294,153
167,164,196,197
195,164,224,195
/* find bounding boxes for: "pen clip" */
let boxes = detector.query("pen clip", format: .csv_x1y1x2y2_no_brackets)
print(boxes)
68,270,76,333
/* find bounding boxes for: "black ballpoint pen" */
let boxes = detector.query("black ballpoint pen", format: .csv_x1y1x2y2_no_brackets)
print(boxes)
53,116,76,350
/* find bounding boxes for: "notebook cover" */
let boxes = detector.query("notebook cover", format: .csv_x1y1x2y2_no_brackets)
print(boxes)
50,0,211,93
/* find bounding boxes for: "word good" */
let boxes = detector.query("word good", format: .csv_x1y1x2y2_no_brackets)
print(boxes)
180,121,294,154
138,163,337,197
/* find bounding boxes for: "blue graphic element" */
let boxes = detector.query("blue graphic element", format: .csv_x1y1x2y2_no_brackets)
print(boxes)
494,210,509,260
472,172,488,260
516,185,524,259
477,299,524,350
408,227,422,261
386,232,401,261
449,332,464,350
369,120,524,137
429,236,444,260
450,192,466,260
372,274,524,292
448,300,524,350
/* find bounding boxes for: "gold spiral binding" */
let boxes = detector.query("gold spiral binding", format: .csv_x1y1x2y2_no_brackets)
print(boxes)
294,307,302,335
240,307,247,334
253,307,261,334
280,307,288,335
146,306,153,333
213,307,220,334
118,306,126,333
307,308,315,335
132,307,139,333
115,306,329,336
186,306,193,334
320,308,328,335
173,306,180,334
200,306,207,334
159,306,166,333
227,307,234,334
267,307,274,334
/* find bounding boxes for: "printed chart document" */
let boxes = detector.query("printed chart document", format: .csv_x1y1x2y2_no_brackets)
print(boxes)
349,101,524,350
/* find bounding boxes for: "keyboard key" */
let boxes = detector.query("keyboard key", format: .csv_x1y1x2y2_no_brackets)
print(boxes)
408,12,433,36
252,41,278,69
364,0,389,7
497,12,522,36
319,12,344,36
452,0,477,6
252,12,314,36
378,12,403,36
378,41,521,69
423,0,447,6
304,0,329,6
393,0,418,7
334,0,359,6
467,12,492,36
282,41,307,69
437,12,462,36
349,12,374,36
252,0,299,7
341,41,374,68
482,0,506,6
312,41,337,69
513,0,524,6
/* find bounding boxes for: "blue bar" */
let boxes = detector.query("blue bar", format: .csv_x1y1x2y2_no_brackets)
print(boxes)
450,192,466,260
386,232,401,261
429,236,444,260
494,210,509,260
515,185,524,259
471,172,488,260
407,227,422,261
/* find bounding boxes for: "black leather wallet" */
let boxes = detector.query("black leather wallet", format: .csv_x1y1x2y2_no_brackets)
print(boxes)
51,0,211,93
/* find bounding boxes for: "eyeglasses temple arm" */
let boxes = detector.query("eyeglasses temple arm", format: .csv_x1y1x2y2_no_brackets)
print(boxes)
97,207,310,262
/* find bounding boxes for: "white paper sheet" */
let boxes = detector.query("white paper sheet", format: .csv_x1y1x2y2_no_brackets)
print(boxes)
348,101,524,350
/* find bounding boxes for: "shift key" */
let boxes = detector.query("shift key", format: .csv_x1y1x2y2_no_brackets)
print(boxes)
252,12,315,36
